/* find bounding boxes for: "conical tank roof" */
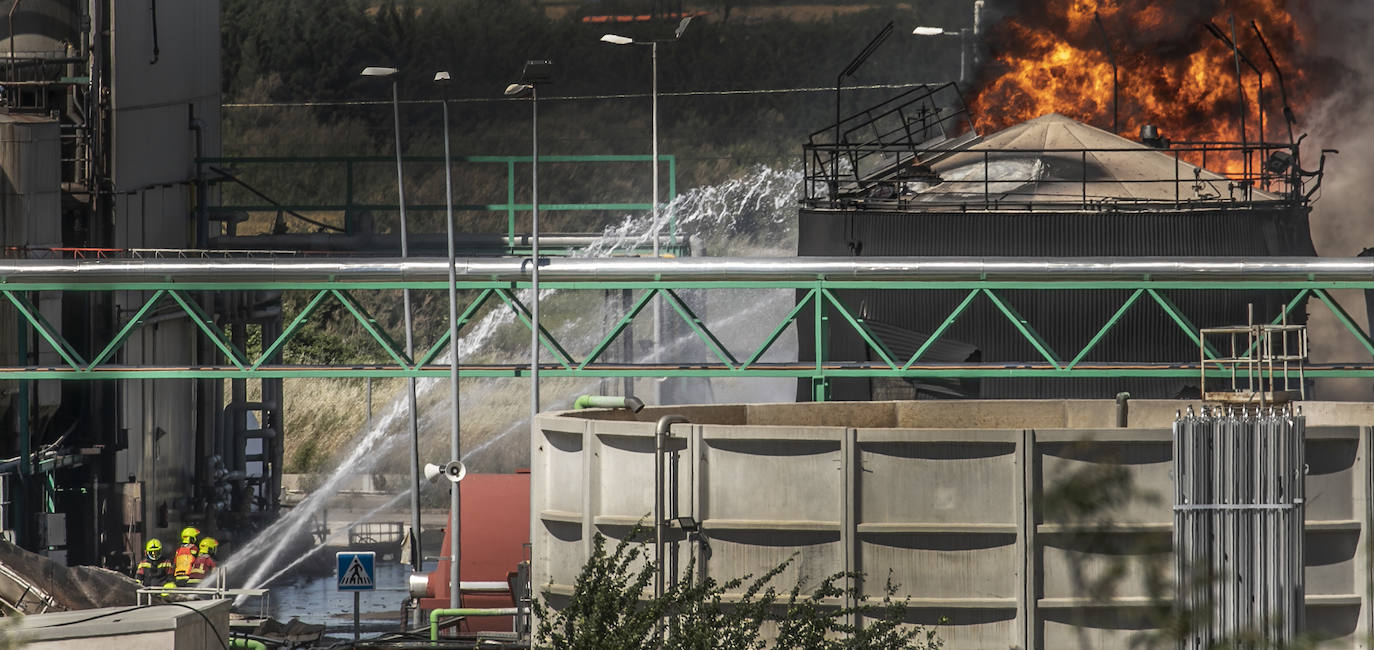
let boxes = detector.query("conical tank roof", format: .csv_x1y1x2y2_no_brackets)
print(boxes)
914,113,1280,205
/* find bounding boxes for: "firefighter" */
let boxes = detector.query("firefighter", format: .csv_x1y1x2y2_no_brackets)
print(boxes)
187,537,218,586
134,539,172,587
173,526,200,586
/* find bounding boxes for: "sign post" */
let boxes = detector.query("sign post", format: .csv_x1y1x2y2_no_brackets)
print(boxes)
337,551,377,644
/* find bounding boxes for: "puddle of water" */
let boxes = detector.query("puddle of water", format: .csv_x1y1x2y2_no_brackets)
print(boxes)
253,560,411,629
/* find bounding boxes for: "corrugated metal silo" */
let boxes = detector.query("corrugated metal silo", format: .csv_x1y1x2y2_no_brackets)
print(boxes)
798,95,1316,400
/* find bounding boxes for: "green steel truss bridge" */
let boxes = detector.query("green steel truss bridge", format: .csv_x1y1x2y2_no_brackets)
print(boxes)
5,257,1374,389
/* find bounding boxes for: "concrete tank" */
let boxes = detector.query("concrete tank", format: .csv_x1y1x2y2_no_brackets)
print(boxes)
533,400,1372,649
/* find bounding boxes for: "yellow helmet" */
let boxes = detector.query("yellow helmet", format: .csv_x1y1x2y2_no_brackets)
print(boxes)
145,539,162,559
198,537,218,557
180,526,201,545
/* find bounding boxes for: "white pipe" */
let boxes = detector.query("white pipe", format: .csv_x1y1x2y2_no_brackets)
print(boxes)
4,256,1374,283
653,414,688,639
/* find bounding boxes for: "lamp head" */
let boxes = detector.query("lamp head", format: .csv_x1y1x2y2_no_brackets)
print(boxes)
361,66,399,77
504,83,532,97
434,71,451,83
912,26,945,36
674,16,693,39
600,34,634,45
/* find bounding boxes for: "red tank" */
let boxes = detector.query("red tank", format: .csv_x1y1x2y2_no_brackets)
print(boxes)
416,472,530,634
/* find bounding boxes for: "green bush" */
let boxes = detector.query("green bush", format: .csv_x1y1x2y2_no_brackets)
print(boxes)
535,531,942,650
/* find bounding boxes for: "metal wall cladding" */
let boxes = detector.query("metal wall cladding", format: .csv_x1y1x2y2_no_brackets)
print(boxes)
0,115,62,249
796,207,1318,401
1174,411,1307,646
532,405,1370,650
0,115,63,419
111,0,220,192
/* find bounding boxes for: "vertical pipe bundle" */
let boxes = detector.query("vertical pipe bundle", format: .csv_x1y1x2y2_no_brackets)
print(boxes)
1174,406,1305,648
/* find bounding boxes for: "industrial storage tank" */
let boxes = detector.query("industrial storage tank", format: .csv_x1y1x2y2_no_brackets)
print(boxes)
532,400,1371,649
0,0,80,65
796,85,1318,401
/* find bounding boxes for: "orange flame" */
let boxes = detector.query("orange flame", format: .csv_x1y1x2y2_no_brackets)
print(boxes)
969,0,1311,174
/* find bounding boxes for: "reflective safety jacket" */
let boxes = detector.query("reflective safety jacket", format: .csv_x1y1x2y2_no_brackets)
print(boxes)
135,558,173,587
187,555,216,585
173,545,198,585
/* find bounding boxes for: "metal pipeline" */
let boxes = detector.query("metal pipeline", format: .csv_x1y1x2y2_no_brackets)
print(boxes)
429,607,520,642
1115,391,1130,428
408,574,510,599
573,394,645,412
5,256,1374,284
654,415,689,615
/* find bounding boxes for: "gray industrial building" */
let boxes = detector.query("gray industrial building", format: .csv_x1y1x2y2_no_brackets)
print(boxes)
0,0,241,570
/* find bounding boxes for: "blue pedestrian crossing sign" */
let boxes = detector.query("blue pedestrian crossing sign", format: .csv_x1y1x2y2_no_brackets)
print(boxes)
336,551,376,591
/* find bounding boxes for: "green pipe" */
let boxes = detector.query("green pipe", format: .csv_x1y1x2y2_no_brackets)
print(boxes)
429,608,520,642
229,638,268,650
573,394,644,413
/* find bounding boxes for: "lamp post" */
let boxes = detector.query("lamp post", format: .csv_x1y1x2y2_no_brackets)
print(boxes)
434,69,462,611
833,21,893,204
913,1,985,85
601,17,691,405
360,66,424,575
911,26,971,84
506,60,552,475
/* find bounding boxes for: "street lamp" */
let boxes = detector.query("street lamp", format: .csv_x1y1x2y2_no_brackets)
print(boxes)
911,26,970,84
360,65,425,576
601,16,691,404
506,60,552,472
912,1,985,85
434,69,463,611
831,21,893,206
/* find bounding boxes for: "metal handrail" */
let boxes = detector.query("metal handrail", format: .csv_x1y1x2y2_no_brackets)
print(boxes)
809,83,975,201
200,154,679,246
804,136,1307,210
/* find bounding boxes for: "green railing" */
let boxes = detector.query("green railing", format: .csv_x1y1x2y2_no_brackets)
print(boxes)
5,266,1374,394
201,154,679,249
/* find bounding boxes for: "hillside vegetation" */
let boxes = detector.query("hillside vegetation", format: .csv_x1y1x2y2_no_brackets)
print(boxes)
219,0,973,472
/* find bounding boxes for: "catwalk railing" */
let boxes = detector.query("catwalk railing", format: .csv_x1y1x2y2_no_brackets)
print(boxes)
803,141,1314,211
4,257,1374,386
202,153,679,247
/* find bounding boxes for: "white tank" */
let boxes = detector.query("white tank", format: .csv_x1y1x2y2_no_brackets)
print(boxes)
534,400,1372,649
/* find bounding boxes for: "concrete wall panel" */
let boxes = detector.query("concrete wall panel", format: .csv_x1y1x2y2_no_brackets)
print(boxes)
861,534,1018,600
858,435,1018,525
536,402,1374,650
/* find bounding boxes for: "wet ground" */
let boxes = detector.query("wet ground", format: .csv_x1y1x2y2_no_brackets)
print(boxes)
261,559,412,630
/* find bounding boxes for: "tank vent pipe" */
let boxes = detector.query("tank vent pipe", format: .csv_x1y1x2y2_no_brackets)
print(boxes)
574,394,645,413
654,413,689,640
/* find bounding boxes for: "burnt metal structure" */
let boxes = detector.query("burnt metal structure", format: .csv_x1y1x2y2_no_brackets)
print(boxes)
798,83,1322,401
